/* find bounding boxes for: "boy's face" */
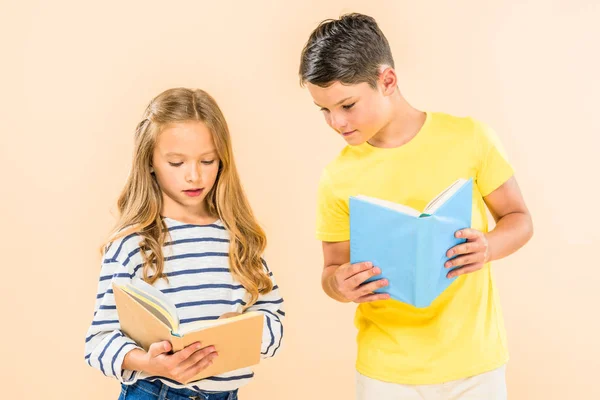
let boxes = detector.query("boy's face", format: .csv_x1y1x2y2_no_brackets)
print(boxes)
307,80,391,146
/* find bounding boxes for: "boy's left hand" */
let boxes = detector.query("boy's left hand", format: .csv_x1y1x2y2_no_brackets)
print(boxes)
445,228,491,278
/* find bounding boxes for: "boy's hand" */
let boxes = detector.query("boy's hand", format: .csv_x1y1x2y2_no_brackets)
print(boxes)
445,228,491,278
332,261,390,303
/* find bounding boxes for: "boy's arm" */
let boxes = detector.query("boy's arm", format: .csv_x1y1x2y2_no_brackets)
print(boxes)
322,240,390,303
483,176,533,261
445,176,534,277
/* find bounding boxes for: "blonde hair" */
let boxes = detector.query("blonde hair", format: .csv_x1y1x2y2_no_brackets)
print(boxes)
103,88,272,307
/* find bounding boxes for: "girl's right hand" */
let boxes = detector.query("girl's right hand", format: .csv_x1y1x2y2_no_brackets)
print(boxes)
143,341,218,383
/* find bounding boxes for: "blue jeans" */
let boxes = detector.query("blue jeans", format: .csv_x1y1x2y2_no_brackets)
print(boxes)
118,379,239,400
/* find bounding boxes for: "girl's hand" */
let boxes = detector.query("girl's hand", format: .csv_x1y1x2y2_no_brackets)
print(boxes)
445,228,491,278
142,341,217,384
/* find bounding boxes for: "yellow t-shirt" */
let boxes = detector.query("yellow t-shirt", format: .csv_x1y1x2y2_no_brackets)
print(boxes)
316,112,514,384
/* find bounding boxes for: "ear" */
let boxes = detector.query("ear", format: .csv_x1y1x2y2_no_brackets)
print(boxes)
150,165,155,174
379,67,398,96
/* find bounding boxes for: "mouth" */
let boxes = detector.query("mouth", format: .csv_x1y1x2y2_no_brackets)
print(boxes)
341,130,357,137
183,188,204,197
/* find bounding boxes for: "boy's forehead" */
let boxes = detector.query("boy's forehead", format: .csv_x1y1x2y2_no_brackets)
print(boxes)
307,81,368,106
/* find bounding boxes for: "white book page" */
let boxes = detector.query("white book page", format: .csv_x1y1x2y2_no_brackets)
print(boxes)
128,278,180,332
423,178,467,214
354,195,421,217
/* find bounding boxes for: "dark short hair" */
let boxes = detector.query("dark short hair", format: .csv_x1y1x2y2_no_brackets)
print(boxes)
299,13,394,88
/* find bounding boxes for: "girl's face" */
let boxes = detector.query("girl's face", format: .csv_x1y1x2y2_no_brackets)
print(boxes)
152,120,220,221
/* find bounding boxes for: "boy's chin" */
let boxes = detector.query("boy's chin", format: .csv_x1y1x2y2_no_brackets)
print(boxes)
343,134,368,146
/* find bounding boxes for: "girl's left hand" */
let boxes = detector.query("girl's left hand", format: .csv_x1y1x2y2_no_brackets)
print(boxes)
445,228,491,278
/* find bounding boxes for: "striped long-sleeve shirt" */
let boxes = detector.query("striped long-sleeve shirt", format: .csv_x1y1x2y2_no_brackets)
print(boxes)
84,217,284,392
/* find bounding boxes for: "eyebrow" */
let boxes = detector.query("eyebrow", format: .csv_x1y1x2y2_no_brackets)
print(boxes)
314,96,354,109
165,150,216,157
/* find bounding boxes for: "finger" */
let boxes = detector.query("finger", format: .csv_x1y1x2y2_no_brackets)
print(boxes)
182,351,218,381
354,292,391,303
346,266,381,288
445,250,486,268
447,263,483,278
447,241,484,257
148,341,172,358
445,254,471,268
355,278,389,298
174,342,204,363
341,261,374,279
455,228,482,239
178,345,216,371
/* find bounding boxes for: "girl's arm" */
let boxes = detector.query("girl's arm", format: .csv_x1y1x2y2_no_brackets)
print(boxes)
85,250,218,383
244,258,285,359
84,256,142,383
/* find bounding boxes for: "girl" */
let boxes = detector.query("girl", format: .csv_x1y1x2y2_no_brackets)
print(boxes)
84,88,284,400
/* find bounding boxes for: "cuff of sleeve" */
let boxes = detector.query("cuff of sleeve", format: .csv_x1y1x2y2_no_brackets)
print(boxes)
316,231,350,242
479,169,514,197
115,343,143,384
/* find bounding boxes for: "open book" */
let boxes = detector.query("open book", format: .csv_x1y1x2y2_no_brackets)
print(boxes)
350,178,473,308
112,279,263,383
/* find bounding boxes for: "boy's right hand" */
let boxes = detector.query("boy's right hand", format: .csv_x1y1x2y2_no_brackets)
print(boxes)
331,261,390,303
143,341,217,383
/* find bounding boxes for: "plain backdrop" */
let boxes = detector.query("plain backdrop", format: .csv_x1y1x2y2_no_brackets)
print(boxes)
1,1,599,398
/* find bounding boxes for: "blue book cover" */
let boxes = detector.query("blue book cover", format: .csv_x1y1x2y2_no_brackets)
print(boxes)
349,178,473,308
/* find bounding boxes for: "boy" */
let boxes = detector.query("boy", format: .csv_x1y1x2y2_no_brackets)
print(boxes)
299,13,533,400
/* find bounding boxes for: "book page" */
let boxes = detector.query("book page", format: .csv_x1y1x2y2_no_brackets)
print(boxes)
112,284,174,351
354,195,421,217
423,178,467,215
123,291,174,329
123,279,179,332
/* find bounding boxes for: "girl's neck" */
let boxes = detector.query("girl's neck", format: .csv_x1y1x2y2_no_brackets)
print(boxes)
161,205,218,226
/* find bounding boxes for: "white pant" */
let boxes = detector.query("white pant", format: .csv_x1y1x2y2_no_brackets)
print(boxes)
356,365,507,400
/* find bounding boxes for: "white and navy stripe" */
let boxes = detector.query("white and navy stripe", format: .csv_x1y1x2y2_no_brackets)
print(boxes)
84,217,284,392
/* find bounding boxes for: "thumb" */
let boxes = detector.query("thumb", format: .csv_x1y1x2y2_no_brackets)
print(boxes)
148,341,172,358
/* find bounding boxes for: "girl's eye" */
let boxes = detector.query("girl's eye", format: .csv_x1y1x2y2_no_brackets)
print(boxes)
201,160,215,165
168,162,183,167
342,103,355,110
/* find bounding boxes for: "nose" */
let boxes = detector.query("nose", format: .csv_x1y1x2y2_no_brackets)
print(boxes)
185,163,201,183
327,112,348,133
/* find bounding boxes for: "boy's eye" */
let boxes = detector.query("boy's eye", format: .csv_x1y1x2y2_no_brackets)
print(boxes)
201,160,215,165
320,107,329,113
342,103,355,110
168,162,183,167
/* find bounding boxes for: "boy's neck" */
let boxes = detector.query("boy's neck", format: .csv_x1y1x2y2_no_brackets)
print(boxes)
367,92,426,149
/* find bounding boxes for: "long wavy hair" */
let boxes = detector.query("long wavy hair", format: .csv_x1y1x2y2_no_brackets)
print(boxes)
103,88,272,308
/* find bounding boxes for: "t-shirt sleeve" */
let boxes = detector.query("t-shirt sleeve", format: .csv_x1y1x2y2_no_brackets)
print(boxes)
475,120,515,197
315,168,350,242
